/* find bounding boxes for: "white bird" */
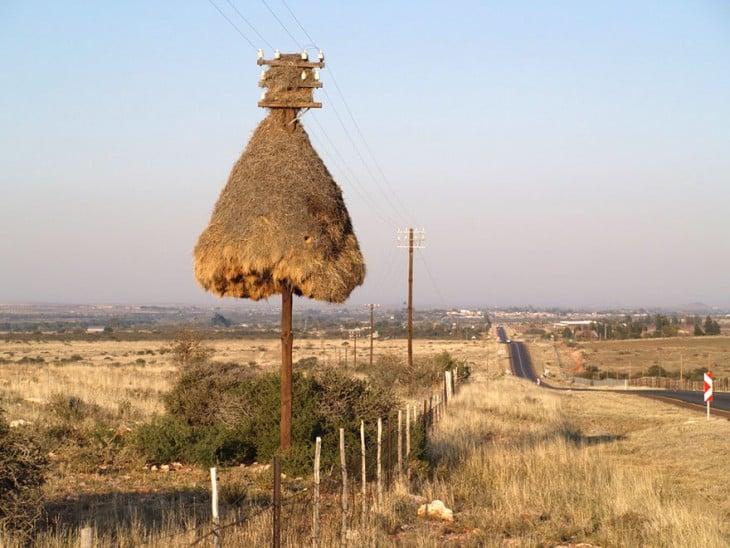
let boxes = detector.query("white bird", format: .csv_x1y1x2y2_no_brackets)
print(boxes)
300,70,307,80
274,49,281,59
259,70,266,81
318,50,324,61
257,48,263,60
301,51,308,60
261,91,267,100
313,70,320,81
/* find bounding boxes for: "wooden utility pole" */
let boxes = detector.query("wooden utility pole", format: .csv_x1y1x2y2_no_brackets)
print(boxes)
365,304,380,367
258,50,325,452
281,287,293,450
407,229,414,367
398,229,424,368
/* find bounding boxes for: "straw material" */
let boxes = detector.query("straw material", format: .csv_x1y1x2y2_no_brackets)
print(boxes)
194,111,365,303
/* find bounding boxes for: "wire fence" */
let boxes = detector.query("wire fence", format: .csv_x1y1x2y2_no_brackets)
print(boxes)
59,369,466,547
570,375,728,392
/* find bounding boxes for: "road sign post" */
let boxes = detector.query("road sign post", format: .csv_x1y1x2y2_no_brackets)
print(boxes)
704,371,713,420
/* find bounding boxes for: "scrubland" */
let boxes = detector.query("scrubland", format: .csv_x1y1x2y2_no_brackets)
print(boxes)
1,335,728,546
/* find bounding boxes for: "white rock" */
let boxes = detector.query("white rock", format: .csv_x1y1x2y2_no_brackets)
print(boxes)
417,499,454,522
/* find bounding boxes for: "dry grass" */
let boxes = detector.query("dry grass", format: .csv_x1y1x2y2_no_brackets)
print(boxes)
2,336,729,546
416,364,730,546
527,336,730,381
0,337,492,424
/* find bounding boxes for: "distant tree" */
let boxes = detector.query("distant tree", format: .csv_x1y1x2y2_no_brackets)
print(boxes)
561,327,573,339
211,312,232,328
171,331,214,370
653,314,678,338
647,364,670,377
694,323,705,336
704,316,721,336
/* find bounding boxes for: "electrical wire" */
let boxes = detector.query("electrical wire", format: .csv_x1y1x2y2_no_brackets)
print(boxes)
261,0,301,49
274,0,412,226
224,0,274,51
280,0,318,48
206,0,418,267
306,121,400,227
417,251,448,309
324,67,413,224
206,0,257,49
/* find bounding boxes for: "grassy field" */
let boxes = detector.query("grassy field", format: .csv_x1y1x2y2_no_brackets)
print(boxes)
0,336,494,422
1,334,729,545
524,335,730,381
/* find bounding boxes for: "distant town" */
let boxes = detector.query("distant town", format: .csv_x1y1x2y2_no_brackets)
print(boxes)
1,302,727,340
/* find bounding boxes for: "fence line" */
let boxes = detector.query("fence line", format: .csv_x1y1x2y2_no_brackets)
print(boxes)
65,369,466,548
570,375,728,391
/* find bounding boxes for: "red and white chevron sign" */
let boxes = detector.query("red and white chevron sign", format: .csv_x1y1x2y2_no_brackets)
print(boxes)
704,371,714,403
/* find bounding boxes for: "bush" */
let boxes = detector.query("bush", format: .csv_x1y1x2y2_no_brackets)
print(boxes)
361,350,470,395
41,394,135,472
140,361,401,476
0,410,47,543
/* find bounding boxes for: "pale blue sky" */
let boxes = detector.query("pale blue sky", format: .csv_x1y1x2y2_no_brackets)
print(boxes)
1,1,729,309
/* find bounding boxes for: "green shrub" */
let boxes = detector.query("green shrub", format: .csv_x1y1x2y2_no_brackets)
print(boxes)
141,359,401,476
133,415,239,466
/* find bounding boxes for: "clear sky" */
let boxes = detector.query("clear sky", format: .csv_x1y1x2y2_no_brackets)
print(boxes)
1,1,729,310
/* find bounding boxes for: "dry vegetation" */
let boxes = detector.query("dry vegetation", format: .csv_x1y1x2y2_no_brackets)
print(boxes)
1,335,728,546
524,335,730,381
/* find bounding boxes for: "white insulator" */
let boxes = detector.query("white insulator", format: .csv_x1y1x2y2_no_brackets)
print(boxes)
257,48,263,60
301,70,307,80
313,70,320,81
301,51,308,60
318,50,324,61
274,49,281,59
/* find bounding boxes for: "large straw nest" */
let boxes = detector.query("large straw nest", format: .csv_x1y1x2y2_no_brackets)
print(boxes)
194,111,365,303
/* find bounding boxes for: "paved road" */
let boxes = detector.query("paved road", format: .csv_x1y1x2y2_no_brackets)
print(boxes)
498,327,730,418
508,341,538,383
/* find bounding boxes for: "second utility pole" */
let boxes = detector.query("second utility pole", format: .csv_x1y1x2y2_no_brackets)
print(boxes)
407,229,414,368
398,229,424,369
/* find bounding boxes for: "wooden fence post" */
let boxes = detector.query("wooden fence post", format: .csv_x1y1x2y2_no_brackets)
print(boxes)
210,467,220,548
79,527,93,548
405,405,411,461
313,437,321,548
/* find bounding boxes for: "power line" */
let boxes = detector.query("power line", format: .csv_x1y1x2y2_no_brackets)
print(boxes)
325,67,413,224
206,0,257,49
266,1,413,226
321,87,407,225
261,0,301,49
207,0,412,232
224,0,274,50
417,252,448,309
281,0,318,48
306,122,400,227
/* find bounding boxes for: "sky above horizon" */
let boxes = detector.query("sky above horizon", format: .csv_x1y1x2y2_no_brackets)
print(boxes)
1,1,729,310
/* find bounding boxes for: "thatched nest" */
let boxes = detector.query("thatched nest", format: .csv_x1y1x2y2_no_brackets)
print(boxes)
194,111,365,303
